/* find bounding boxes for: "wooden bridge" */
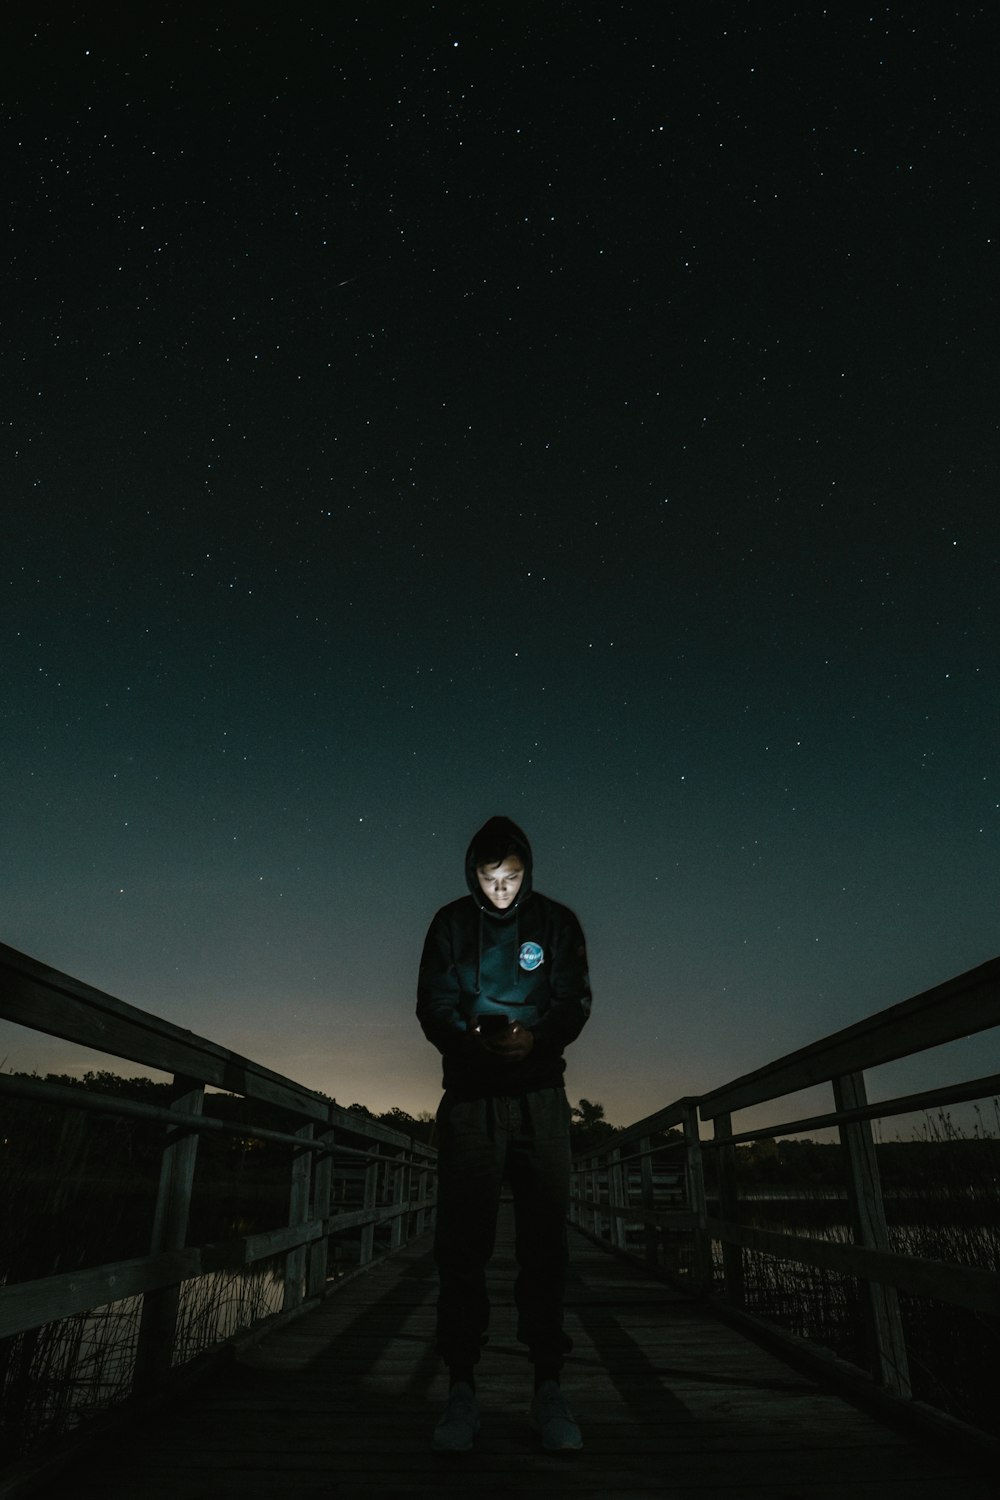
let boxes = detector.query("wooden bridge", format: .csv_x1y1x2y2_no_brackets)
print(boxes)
1,943,999,1498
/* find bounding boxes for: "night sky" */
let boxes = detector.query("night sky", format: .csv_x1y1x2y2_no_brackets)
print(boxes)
3,5,997,1130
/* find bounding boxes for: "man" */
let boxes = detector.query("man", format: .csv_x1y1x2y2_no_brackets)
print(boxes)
417,814,592,1453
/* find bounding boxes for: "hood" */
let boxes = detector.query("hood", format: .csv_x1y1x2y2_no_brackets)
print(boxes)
465,815,533,920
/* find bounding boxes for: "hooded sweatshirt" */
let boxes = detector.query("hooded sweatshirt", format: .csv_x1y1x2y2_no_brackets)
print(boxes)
417,816,592,1095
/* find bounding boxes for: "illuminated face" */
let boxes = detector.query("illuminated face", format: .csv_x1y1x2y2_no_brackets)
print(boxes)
476,856,525,910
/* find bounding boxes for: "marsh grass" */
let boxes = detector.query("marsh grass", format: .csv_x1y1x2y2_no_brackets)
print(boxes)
0,1299,141,1464
738,1235,868,1369
728,1102,1000,1437
0,1075,412,1462
0,1264,291,1461
1,1079,301,1461
172,1260,286,1368
885,1104,1000,1435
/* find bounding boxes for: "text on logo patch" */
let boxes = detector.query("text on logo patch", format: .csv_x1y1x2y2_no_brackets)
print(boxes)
519,941,544,971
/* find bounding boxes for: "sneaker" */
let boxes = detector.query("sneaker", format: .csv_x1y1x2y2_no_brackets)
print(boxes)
530,1380,583,1451
432,1382,480,1452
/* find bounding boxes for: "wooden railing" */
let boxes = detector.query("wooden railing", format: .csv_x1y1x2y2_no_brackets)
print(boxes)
6,939,999,1453
0,941,436,1422
569,956,1000,1425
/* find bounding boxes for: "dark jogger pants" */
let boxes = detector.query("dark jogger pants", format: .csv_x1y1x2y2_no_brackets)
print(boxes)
433,1087,573,1371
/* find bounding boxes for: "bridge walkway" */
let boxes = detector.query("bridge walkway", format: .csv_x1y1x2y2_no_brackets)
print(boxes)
35,1203,993,1500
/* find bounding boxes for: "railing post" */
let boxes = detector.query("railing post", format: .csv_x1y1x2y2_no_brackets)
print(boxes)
588,1155,601,1239
639,1136,657,1268
283,1123,314,1312
576,1157,589,1231
134,1075,204,1393
359,1150,379,1266
425,1153,438,1236
390,1150,407,1250
833,1071,911,1397
415,1156,430,1237
683,1102,712,1295
713,1111,744,1306
306,1130,335,1301
608,1147,627,1251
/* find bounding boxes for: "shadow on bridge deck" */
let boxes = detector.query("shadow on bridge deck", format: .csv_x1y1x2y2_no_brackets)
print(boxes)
36,1202,992,1500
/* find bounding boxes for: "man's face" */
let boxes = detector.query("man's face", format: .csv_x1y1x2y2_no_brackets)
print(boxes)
476,856,525,910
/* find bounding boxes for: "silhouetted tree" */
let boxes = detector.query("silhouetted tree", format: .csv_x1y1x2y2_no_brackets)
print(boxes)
570,1099,617,1153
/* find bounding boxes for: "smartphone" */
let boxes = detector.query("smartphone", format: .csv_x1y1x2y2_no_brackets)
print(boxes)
474,1014,511,1038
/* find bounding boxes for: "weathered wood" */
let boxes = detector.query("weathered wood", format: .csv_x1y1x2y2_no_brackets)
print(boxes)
7,939,1000,1494
709,1070,1000,1146
359,1151,378,1266
588,1156,602,1238
232,1220,324,1265
682,1100,712,1294
589,1204,700,1230
834,1070,911,1397
0,941,438,1368
0,944,432,1155
0,1249,214,1340
638,1136,657,1268
0,1202,443,1345
327,1103,437,1155
389,1153,407,1251
134,1076,205,1393
413,1157,432,1238
608,1148,627,1251
706,1217,1000,1315
0,1071,429,1165
0,943,329,1120
283,1123,314,1312
307,1131,335,1299
0,1224,315,1341
565,955,1000,1447
0,1070,330,1151
18,1207,995,1500
603,1095,696,1153
321,1200,429,1237
713,1111,744,1306
698,955,1000,1121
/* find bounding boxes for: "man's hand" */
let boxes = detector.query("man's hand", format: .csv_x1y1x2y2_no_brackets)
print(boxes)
483,1022,535,1062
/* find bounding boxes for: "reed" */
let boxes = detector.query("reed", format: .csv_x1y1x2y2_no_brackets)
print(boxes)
1,1076,303,1460
733,1102,1000,1436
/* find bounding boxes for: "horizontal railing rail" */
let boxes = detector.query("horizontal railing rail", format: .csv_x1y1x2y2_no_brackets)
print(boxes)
7,939,999,1455
707,1070,1000,1146
569,955,1000,1435
0,940,437,1456
0,941,408,1126
698,955,1000,1121
0,1070,434,1163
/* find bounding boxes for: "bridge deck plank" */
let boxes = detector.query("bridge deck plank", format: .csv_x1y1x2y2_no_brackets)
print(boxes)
35,1203,993,1500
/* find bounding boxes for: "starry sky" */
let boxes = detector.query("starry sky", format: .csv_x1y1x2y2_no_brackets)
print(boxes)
2,5,997,1131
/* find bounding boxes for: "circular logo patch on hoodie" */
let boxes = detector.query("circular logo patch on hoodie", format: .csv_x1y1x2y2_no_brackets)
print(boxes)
519,941,544,971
